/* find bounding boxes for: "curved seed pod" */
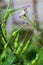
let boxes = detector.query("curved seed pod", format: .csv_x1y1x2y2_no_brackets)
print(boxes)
12,24,27,37
22,34,33,53
14,33,19,49
12,27,23,37
16,31,28,55
31,48,42,65
31,53,39,65
8,25,26,48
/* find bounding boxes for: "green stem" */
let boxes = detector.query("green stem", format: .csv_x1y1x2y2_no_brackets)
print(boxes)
25,15,37,29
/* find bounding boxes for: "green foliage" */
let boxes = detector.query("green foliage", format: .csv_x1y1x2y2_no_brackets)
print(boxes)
0,1,43,65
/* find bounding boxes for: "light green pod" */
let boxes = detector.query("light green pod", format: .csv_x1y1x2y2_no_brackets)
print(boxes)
14,33,19,49
22,34,33,53
16,42,24,55
16,31,28,55
12,25,24,37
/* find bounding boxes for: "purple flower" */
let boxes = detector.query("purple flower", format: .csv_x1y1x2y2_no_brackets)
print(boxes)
18,4,30,19
26,4,30,8
18,10,25,18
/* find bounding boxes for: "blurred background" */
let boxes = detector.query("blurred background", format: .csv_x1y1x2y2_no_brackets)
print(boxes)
0,0,43,34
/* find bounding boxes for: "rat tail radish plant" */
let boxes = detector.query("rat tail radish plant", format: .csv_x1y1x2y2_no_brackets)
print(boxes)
0,1,43,65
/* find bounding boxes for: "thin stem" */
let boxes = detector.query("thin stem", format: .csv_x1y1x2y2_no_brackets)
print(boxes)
0,23,18,59
33,0,40,31
25,14,37,29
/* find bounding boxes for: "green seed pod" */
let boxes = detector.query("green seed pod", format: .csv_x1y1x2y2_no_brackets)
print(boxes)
14,33,19,49
12,25,25,37
31,59,36,65
12,31,17,37
2,23,6,29
31,54,39,65
22,34,33,53
16,42,24,55
22,40,30,52
4,11,9,24
16,31,28,55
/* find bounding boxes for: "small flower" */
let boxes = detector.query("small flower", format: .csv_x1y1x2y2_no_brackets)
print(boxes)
18,4,30,18
19,10,26,18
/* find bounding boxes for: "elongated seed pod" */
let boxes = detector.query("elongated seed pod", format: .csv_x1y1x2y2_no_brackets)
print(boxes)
14,33,19,49
16,31,28,55
22,34,33,53
31,53,39,65
12,24,27,37
31,47,42,65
